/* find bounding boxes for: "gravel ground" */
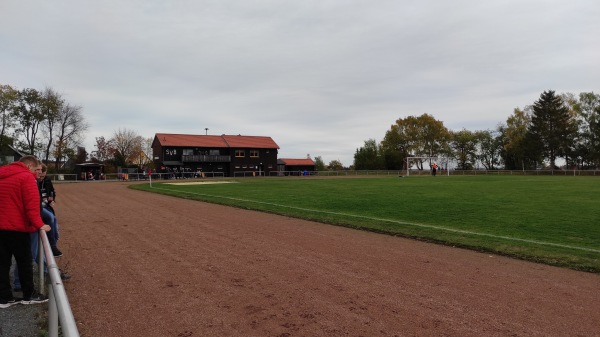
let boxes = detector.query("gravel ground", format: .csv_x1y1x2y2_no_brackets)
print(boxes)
0,261,46,337
57,181,600,337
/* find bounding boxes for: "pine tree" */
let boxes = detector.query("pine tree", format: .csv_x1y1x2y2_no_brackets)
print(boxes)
527,90,578,168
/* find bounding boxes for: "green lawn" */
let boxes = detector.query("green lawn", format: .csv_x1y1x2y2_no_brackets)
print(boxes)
131,175,600,272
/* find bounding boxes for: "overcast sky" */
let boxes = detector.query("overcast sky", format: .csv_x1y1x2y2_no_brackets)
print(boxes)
1,0,598,166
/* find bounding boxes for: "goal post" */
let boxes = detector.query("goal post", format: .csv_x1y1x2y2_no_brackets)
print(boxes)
405,156,437,176
406,156,455,176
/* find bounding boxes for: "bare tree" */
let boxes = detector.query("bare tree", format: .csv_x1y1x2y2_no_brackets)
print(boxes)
111,128,143,166
14,88,44,155
40,87,64,163
53,103,89,170
135,137,154,168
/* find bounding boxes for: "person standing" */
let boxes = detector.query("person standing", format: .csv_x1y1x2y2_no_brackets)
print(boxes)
38,164,62,257
0,155,51,308
432,162,438,176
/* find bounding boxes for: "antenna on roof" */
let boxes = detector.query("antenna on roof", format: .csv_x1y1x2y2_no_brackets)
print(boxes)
205,128,209,135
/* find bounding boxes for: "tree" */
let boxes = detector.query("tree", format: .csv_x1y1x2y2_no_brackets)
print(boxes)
573,92,600,168
500,107,534,170
381,114,451,170
131,137,153,168
75,146,88,164
380,125,406,170
559,92,584,168
14,88,44,155
354,139,385,170
0,84,18,150
476,129,503,170
527,90,578,168
314,156,326,171
451,129,478,170
53,103,89,170
143,137,154,168
92,136,116,163
327,159,344,171
111,128,143,166
39,87,64,163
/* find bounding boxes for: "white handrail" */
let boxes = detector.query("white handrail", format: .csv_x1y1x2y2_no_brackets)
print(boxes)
39,230,80,337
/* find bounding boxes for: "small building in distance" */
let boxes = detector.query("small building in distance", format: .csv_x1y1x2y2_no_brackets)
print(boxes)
152,133,279,177
0,144,25,165
75,162,105,180
278,158,316,175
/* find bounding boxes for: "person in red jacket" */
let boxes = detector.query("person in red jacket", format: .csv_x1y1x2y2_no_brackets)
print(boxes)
0,155,51,308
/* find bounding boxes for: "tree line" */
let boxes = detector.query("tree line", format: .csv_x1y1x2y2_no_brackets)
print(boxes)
5,84,597,173
1,83,152,173
1,84,88,170
1,81,334,173
354,90,600,171
90,129,153,172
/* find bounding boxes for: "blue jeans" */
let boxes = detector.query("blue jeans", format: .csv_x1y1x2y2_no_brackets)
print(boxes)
41,207,59,247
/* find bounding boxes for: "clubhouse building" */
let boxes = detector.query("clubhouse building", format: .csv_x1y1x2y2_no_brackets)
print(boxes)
152,133,280,177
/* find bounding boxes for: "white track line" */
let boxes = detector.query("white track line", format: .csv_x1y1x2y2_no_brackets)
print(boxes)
152,186,600,254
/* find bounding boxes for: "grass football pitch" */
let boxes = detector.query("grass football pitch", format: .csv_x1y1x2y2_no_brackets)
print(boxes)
132,175,600,273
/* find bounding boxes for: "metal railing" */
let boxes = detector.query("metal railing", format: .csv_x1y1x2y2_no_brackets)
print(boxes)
408,169,600,176
233,171,266,177
38,230,80,337
48,172,227,182
269,169,600,177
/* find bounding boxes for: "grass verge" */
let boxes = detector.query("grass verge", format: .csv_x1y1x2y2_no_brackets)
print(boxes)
131,175,600,273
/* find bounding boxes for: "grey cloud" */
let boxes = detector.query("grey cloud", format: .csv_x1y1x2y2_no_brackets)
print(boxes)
1,0,598,166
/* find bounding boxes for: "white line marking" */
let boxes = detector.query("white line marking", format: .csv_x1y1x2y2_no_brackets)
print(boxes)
151,186,600,254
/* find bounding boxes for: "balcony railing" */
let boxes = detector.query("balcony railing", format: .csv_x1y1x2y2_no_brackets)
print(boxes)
182,155,231,163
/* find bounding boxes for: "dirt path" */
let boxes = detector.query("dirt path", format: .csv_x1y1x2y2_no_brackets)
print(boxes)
54,182,600,337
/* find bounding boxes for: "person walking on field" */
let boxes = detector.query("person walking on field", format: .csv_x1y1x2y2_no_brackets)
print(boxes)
431,162,438,176
0,155,51,308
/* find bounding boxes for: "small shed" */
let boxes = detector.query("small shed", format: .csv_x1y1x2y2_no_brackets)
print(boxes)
75,163,105,180
278,158,316,174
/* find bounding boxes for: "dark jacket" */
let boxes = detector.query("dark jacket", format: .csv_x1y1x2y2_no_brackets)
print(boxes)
38,176,56,202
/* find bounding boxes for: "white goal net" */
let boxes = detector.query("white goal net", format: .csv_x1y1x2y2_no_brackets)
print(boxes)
405,156,450,176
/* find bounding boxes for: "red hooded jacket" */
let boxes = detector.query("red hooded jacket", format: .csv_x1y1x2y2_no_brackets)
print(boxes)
0,161,45,232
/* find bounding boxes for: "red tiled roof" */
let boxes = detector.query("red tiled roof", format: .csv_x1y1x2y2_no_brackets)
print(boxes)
154,134,227,147
222,135,279,149
279,158,316,166
154,133,279,149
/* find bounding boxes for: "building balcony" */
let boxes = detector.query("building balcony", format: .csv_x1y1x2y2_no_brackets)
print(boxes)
182,155,231,163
